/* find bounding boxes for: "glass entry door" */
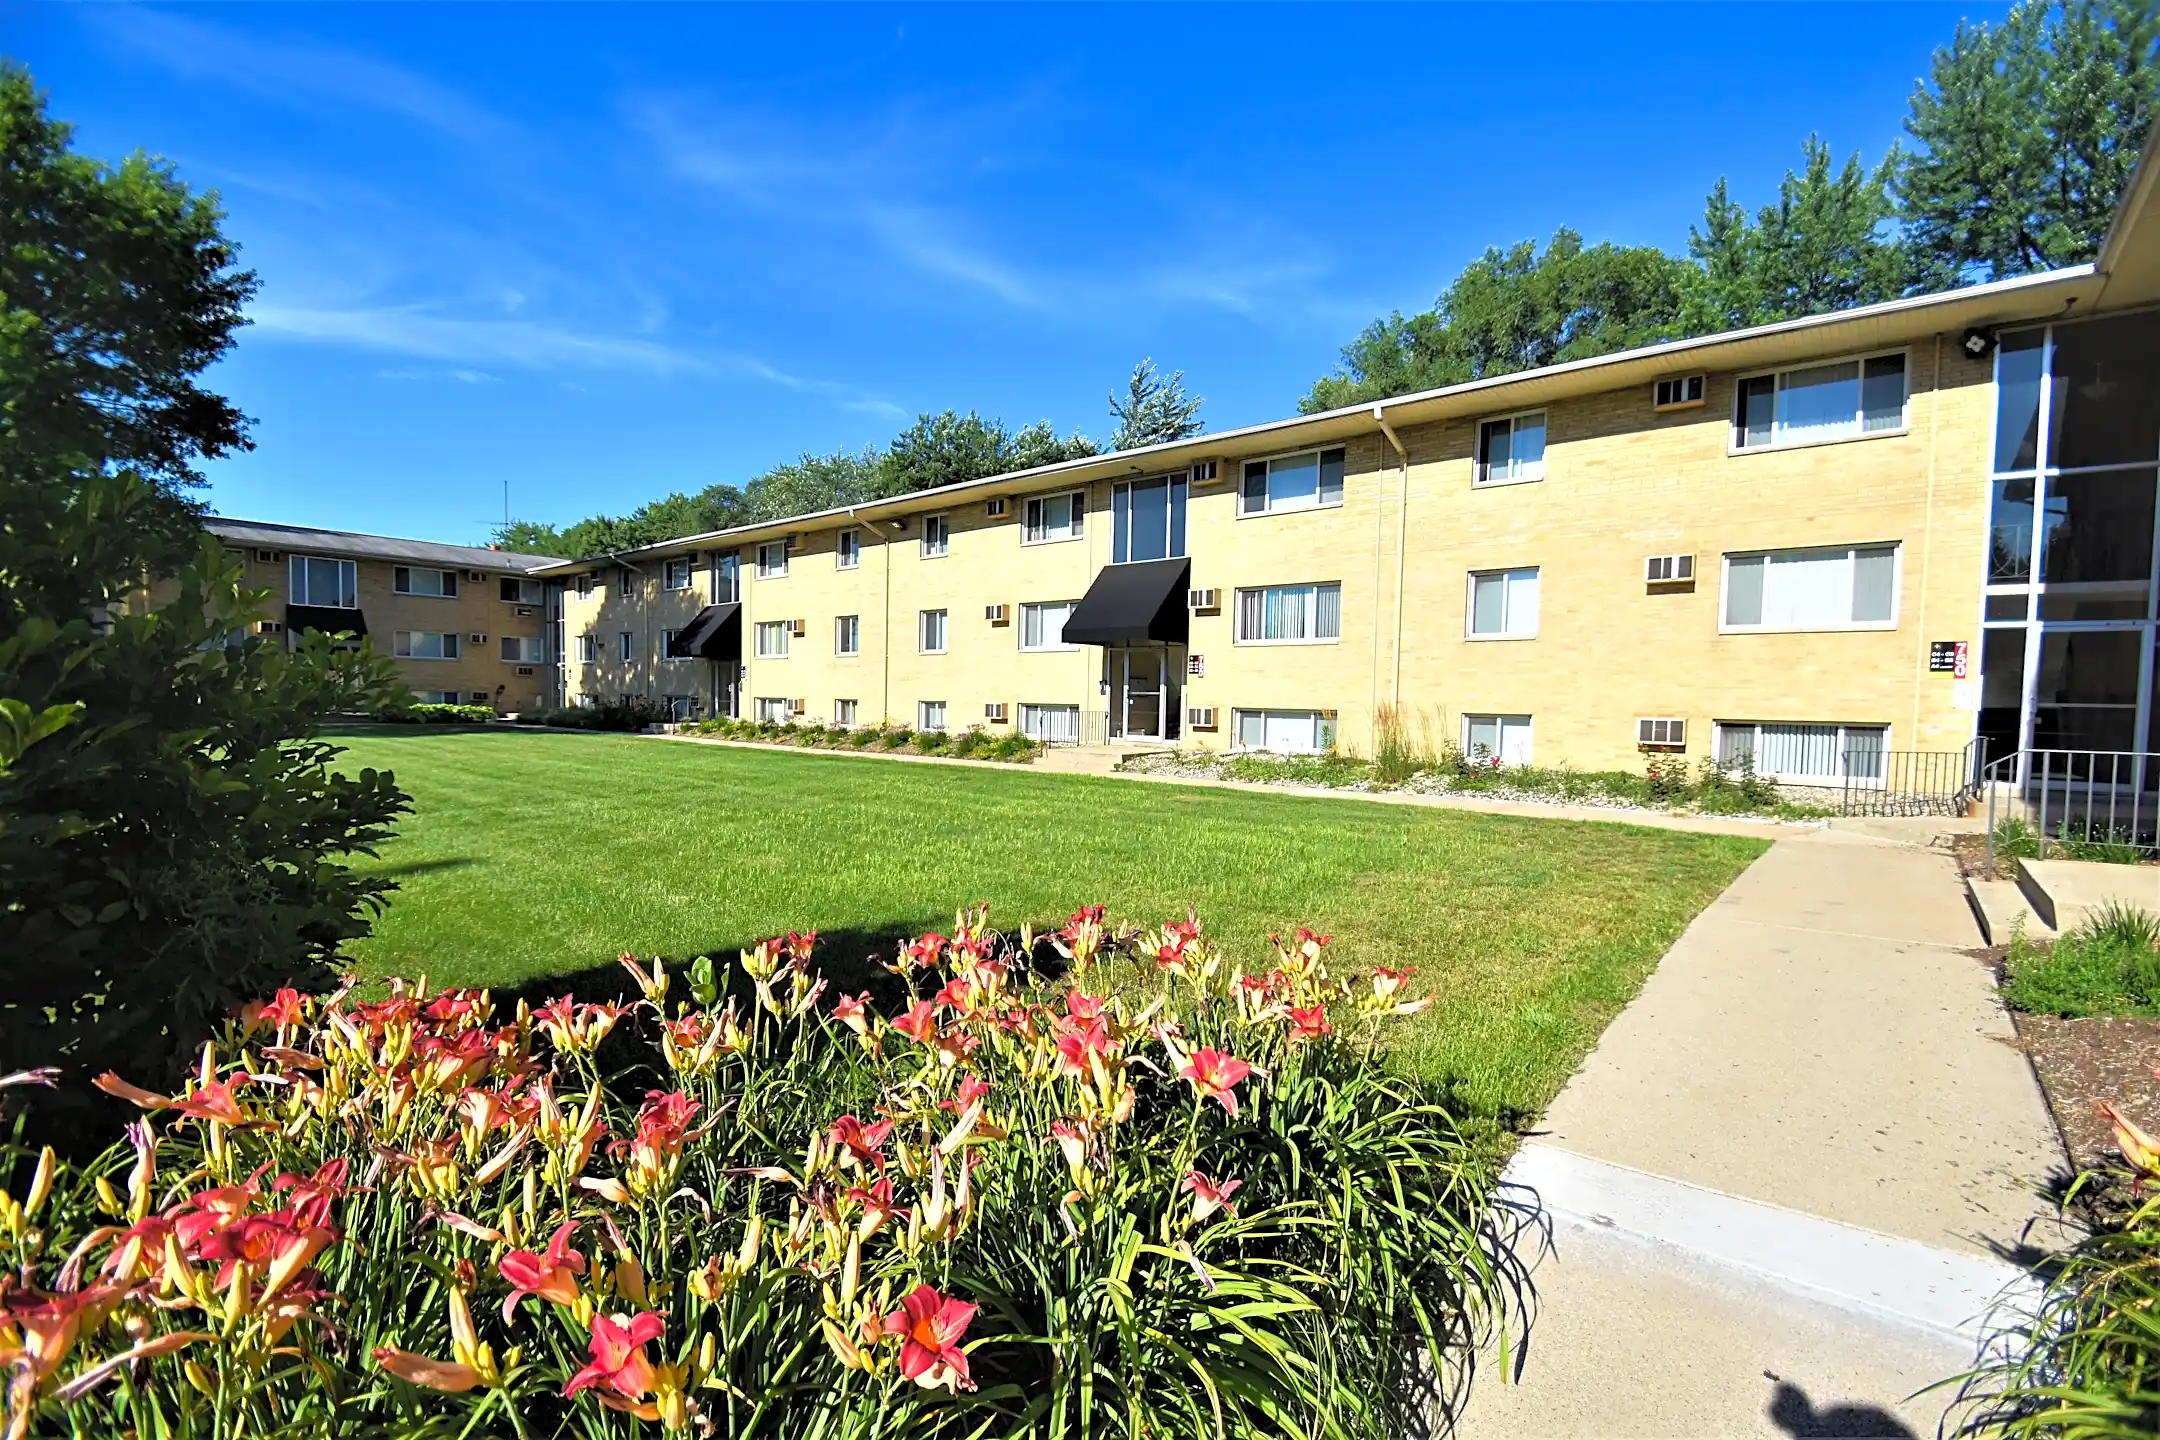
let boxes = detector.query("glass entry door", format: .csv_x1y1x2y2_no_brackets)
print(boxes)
2030,626,2148,754
1109,647,1182,741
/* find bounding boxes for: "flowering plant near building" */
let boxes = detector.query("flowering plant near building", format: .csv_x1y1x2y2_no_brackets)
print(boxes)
0,907,1508,1438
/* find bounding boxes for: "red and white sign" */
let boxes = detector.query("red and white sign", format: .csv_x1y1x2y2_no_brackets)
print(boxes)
1953,641,1970,680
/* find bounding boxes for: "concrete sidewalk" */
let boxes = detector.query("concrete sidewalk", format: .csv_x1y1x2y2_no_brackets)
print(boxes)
1458,828,2070,1439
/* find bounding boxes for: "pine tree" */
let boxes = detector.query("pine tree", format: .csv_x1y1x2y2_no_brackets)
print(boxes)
1108,359,1204,450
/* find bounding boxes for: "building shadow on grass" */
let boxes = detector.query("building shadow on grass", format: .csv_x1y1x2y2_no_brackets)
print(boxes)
371,857,483,880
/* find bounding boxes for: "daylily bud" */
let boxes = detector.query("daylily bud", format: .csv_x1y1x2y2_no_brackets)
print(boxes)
184,1359,215,1396
94,1176,122,1217
24,1146,55,1218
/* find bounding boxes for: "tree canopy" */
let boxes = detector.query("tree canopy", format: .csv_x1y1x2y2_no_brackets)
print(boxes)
1109,358,1205,450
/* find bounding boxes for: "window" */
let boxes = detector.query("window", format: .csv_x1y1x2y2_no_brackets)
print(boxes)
1467,568,1540,639
835,614,861,655
617,632,634,662
1721,545,1899,631
922,515,950,558
836,529,861,570
393,566,458,597
755,697,793,724
757,541,789,579
470,691,492,705
1733,352,1907,450
578,634,599,664
1462,714,1533,766
755,621,791,658
713,552,740,603
1234,583,1342,644
662,695,697,721
394,631,460,660
663,558,693,591
289,555,357,608
617,567,635,594
1240,447,1346,515
1233,710,1336,753
660,629,687,660
833,699,859,727
1112,474,1188,563
500,577,543,604
1019,600,1080,651
576,573,594,598
918,701,948,732
1023,491,1086,544
1020,704,1081,744
500,635,547,663
919,609,948,653
1715,722,1887,783
414,690,460,705
1476,413,1546,485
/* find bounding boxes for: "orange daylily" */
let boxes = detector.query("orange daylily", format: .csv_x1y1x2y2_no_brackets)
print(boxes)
1179,1048,1254,1117
881,1283,977,1393
563,1310,665,1416
500,1220,586,1323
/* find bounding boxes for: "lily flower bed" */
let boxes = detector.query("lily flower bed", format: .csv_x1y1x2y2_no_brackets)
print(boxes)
686,717,1043,763
0,908,1510,1438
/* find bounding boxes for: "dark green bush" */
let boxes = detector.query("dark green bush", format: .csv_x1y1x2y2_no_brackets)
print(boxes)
375,702,495,724
2003,904,2160,1017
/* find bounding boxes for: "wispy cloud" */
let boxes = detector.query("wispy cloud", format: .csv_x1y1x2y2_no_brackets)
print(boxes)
252,304,697,373
377,367,500,384
92,7,508,142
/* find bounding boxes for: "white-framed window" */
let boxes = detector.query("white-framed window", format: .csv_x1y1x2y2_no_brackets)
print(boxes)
755,621,791,658
288,555,357,608
617,567,635,594
1112,474,1187,563
575,573,594,598
578,633,599,664
394,631,460,660
1019,600,1080,651
1240,447,1346,516
1475,412,1546,486
922,515,950,558
1233,709,1336,753
1721,544,1899,632
1462,714,1533,766
918,700,948,731
836,528,861,570
1023,491,1086,544
833,698,859,727
500,577,544,604
617,631,633,662
1467,567,1540,639
414,690,460,705
835,614,861,655
1733,351,1907,451
1020,703,1081,744
755,696,793,724
662,558,693,591
1233,583,1342,644
919,608,948,653
756,541,789,579
500,635,547,663
1714,721,1888,783
660,629,689,660
393,566,458,598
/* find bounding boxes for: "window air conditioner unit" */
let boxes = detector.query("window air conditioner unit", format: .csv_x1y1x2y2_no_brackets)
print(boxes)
253,549,280,564
466,570,485,582
790,698,806,715
985,498,1008,517
1188,588,1221,612
984,603,1010,624
984,701,1009,722
789,618,807,637
1653,375,1706,411
1637,717,1687,749
1644,554,1695,584
255,620,283,635
1186,705,1217,730
513,665,534,677
468,633,488,644
514,606,535,617
1190,460,1220,484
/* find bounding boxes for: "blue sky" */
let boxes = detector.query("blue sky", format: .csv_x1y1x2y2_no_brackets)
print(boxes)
8,3,2003,546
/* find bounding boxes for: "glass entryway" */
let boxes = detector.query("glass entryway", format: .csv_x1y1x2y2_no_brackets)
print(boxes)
1108,645,1182,741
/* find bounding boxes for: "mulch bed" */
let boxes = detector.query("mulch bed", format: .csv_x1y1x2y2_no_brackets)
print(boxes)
2012,1010,2160,1219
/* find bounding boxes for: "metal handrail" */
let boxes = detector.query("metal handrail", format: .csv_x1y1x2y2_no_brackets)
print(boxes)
1837,739,1985,817
1983,747,2160,869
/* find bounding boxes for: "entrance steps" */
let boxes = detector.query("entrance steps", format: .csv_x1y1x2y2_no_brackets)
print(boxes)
2016,857,2160,932
1032,744,1173,778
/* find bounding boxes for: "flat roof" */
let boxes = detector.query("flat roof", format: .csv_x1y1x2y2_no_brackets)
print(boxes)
207,518,566,573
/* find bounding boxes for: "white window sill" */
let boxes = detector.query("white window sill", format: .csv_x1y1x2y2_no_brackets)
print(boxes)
1718,621,1898,635
1021,533,1085,546
1231,636,1341,647
392,592,457,600
919,649,948,656
1236,499,1346,521
1472,470,1545,490
919,551,950,561
1727,424,1909,458
1464,631,1538,641
836,561,860,572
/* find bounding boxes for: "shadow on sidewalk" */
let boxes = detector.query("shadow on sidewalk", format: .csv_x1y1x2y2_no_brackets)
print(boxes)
1766,1380,1917,1438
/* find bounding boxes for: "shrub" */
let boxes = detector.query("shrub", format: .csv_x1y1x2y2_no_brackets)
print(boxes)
0,910,1514,1438
910,728,949,753
1643,754,1691,804
877,727,915,751
517,699,668,732
1224,751,1370,787
843,726,879,749
375,702,496,724
983,732,1040,763
2002,904,2160,1017
2054,828,2151,865
946,726,986,757
1370,702,1440,787
1992,816,2044,861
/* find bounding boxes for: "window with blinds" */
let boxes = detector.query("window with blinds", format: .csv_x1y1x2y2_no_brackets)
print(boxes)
1233,583,1341,643
1722,545,1899,630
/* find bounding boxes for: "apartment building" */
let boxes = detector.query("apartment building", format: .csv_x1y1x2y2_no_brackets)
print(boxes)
205,519,565,712
545,135,2160,788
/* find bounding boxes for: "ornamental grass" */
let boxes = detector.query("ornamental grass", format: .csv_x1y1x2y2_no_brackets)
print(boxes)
0,906,1516,1438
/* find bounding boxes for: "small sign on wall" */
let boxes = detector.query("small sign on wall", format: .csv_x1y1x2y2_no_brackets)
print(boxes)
1188,654,1205,677
1928,640,1969,676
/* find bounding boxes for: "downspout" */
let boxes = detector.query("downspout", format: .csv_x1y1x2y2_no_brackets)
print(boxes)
1374,406,1410,707
1911,333,1943,749
881,521,893,725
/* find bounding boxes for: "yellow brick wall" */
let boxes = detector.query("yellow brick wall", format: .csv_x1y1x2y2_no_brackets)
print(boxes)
559,333,1996,769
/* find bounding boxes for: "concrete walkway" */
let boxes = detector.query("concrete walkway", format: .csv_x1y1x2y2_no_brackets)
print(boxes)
1458,827,2070,1439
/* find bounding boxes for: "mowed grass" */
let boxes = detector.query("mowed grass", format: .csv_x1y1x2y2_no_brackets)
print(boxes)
331,729,1765,1126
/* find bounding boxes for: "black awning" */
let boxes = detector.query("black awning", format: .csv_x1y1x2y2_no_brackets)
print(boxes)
670,602,741,661
287,604,368,637
1063,558,1190,646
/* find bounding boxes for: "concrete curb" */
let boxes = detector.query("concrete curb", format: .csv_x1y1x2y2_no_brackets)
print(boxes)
1504,1143,2039,1345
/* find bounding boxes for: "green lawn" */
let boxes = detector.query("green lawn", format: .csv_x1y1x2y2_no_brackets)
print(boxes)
332,728,1765,1126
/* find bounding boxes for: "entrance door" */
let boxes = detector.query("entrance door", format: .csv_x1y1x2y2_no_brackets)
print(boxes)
2030,626,2148,754
1121,647,1164,740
